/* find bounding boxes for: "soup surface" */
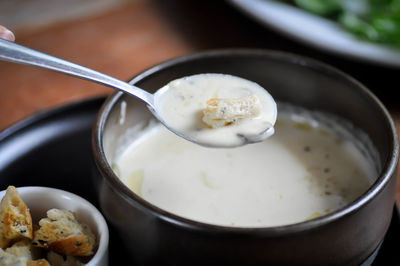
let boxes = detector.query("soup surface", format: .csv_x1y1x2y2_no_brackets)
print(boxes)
114,107,377,227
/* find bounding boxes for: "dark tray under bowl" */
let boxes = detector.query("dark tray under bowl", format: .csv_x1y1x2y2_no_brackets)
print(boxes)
0,97,398,265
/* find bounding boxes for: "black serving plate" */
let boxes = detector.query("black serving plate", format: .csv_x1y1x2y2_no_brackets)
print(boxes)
0,97,398,265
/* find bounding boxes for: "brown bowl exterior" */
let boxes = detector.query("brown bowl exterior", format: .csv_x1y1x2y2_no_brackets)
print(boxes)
92,49,398,265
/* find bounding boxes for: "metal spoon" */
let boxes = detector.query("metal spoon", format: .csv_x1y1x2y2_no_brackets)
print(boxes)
0,39,275,147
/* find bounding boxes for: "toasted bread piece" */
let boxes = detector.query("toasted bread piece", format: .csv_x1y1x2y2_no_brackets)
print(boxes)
6,238,44,261
5,239,32,260
47,251,84,266
202,95,261,128
32,209,96,256
0,186,33,248
0,248,28,266
27,258,51,266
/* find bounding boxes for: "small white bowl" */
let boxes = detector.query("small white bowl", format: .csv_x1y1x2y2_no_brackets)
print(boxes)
0,186,109,266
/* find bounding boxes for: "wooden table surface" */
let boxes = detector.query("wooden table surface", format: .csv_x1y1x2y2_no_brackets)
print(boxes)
1,0,399,206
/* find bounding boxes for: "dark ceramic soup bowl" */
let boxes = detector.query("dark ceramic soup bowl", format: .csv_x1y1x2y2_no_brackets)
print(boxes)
92,49,398,266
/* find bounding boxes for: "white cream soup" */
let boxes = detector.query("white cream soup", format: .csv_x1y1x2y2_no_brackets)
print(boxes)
154,74,277,147
114,107,377,227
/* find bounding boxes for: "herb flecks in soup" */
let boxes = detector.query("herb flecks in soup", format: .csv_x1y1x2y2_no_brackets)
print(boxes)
114,108,377,228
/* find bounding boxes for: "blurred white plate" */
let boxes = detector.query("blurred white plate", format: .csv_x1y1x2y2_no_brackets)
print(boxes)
229,0,400,67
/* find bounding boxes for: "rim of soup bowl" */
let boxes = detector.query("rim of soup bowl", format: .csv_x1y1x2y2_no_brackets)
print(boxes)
93,48,399,235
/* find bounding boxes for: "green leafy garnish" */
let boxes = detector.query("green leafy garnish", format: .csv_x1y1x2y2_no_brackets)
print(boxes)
288,0,400,47
293,0,341,16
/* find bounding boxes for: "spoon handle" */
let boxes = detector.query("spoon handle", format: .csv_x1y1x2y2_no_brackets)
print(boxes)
0,38,154,106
